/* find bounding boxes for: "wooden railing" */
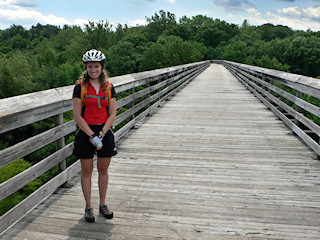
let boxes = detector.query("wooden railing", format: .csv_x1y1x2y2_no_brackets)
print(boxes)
214,60,320,158
0,60,210,233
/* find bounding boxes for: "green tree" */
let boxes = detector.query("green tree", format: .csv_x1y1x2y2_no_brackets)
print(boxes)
145,10,177,42
29,23,59,41
246,40,268,65
266,38,291,63
159,36,203,66
282,36,308,76
196,27,228,47
35,39,57,67
167,24,192,41
258,23,275,41
221,40,248,62
257,56,291,72
10,35,29,49
0,158,41,215
0,65,17,98
139,43,165,71
273,25,293,39
106,41,138,76
84,20,114,50
0,50,36,98
57,63,82,87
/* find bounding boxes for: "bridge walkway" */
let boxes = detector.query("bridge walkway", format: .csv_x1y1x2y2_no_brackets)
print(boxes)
2,64,320,239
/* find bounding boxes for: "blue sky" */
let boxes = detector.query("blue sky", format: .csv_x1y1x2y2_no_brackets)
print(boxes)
1,0,320,31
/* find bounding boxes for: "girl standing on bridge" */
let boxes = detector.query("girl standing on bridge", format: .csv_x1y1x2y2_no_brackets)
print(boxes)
72,49,117,223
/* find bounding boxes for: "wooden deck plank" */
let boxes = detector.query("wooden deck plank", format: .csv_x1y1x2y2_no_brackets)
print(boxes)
1,63,320,239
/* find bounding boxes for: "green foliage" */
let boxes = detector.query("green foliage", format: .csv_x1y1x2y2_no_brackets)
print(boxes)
145,10,177,42
167,24,192,41
0,159,30,183
256,56,291,72
106,41,139,76
139,43,165,71
196,27,228,47
1,10,320,99
282,36,320,77
221,40,248,62
0,50,36,97
84,20,114,50
0,158,42,216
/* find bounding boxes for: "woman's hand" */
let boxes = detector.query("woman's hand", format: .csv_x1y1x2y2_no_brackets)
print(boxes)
90,134,103,150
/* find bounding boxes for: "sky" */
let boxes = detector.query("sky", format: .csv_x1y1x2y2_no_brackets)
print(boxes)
1,0,320,31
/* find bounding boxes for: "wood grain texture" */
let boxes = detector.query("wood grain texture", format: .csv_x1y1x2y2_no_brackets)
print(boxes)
0,62,209,134
1,64,320,240
222,60,320,98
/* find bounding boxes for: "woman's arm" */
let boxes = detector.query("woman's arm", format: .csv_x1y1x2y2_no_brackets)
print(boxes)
73,98,95,137
100,98,117,137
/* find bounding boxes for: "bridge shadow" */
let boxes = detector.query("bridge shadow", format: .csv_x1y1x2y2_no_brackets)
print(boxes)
64,173,115,239
67,216,114,240
1,173,114,239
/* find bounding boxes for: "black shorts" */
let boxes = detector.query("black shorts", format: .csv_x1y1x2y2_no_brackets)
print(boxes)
73,124,117,159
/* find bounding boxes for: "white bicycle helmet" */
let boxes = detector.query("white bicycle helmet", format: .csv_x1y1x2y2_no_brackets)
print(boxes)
82,49,106,63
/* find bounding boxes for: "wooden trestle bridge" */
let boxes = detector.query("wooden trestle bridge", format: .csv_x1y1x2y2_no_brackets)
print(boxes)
0,61,320,239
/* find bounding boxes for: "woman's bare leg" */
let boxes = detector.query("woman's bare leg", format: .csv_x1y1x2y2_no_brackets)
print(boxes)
80,158,94,208
97,157,111,206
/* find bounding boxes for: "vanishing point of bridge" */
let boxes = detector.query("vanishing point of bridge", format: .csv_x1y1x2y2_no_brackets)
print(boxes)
1,63,320,239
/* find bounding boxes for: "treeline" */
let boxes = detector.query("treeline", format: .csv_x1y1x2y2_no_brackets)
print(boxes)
1,10,320,100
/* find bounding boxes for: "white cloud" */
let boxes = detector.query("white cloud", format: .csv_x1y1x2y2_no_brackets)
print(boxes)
127,18,147,26
0,2,88,29
277,7,302,17
167,0,176,3
302,6,320,19
244,7,320,31
277,6,320,20
267,11,320,31
246,8,265,25
273,5,320,30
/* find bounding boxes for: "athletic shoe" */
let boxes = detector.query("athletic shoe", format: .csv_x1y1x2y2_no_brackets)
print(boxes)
85,207,95,222
99,204,113,219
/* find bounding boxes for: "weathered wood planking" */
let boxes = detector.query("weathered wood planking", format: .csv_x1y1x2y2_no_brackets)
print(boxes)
1,64,320,239
221,60,320,157
0,61,208,134
222,60,320,99
0,61,209,234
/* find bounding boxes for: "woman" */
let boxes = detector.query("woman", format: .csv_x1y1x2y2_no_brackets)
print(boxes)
72,49,117,223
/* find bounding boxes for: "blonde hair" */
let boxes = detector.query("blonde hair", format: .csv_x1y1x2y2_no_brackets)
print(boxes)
78,62,109,90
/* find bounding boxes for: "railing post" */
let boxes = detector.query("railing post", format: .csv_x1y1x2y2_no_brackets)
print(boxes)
54,114,67,184
147,79,151,109
130,87,135,119
158,76,162,101
269,77,274,94
280,84,285,101
295,91,302,127
261,75,267,94
318,138,320,160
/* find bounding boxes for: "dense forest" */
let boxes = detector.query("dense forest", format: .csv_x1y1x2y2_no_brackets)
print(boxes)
1,10,320,215
1,10,320,100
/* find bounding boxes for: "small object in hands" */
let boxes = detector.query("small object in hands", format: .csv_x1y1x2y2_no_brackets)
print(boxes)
90,133,103,149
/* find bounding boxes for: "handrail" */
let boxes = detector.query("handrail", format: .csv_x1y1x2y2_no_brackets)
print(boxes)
213,60,320,157
0,60,210,233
